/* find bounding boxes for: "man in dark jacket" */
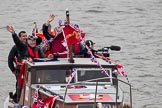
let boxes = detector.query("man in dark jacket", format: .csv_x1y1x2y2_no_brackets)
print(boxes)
6,25,44,102
8,31,27,102
8,31,27,76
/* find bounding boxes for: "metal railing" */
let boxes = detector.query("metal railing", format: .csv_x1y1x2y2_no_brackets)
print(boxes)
63,77,132,108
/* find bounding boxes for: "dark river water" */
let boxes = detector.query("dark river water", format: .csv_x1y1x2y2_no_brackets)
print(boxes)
0,0,162,107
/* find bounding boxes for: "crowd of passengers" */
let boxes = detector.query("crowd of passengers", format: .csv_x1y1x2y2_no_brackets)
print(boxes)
6,14,95,103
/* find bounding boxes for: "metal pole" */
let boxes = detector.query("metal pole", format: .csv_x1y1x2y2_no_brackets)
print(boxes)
115,78,118,108
130,85,132,108
94,81,98,108
63,85,68,108
66,10,74,63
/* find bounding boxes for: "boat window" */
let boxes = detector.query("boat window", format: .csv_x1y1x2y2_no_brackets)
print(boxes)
32,68,112,84
34,69,69,84
77,69,111,82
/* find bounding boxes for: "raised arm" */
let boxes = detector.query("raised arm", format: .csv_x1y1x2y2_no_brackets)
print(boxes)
46,14,55,25
32,22,38,36
6,25,26,51
43,14,55,40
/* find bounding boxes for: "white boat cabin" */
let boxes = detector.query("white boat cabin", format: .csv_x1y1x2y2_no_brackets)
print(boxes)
5,58,131,108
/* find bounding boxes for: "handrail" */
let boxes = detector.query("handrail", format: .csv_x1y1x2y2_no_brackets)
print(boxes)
94,81,98,108
63,77,132,108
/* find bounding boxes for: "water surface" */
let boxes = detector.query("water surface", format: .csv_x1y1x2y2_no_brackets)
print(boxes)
0,0,162,107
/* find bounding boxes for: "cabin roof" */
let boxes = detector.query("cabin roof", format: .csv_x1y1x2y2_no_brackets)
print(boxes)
26,58,116,68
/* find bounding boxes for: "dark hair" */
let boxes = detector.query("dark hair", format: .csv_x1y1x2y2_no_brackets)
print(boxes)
86,40,95,47
18,31,26,37
42,23,51,30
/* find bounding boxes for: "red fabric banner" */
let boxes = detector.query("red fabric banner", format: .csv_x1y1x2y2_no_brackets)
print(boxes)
51,33,67,57
31,95,58,108
43,96,57,108
63,25,82,46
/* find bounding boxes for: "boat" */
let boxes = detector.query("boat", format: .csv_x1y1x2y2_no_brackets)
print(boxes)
4,46,132,108
4,11,132,108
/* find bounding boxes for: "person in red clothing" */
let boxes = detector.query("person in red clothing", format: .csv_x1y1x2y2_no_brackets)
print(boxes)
32,22,56,58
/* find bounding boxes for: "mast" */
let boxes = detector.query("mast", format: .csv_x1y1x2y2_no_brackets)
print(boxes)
66,9,74,63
